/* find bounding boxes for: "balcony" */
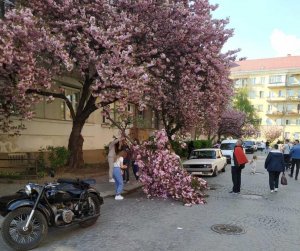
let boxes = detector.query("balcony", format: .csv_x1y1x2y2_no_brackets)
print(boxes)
266,111,285,116
267,82,286,88
266,97,287,102
286,96,300,102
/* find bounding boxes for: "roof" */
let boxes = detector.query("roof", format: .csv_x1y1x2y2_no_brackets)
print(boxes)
231,55,300,72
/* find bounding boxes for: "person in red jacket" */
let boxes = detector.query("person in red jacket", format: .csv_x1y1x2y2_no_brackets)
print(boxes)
230,139,248,194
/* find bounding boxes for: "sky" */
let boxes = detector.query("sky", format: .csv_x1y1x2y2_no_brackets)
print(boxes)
210,0,300,60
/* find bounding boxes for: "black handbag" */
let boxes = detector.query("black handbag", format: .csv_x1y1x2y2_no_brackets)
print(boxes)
281,173,287,185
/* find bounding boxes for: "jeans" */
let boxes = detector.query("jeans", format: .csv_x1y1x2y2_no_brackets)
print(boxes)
290,158,300,178
268,171,280,190
231,166,242,193
113,167,124,195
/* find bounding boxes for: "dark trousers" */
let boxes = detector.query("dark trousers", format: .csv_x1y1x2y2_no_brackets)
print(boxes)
268,171,280,190
132,163,139,180
290,158,300,178
231,166,242,193
283,154,290,170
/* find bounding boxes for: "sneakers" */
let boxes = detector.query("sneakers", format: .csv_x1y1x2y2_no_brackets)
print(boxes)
274,188,278,192
109,179,115,183
115,195,124,200
270,190,274,193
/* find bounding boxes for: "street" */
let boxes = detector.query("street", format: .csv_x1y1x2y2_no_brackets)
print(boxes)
1,152,300,251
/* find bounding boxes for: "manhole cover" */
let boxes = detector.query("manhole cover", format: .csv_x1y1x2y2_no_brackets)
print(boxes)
211,224,245,235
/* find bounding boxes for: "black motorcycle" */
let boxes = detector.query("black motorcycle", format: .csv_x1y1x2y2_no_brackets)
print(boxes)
0,178,103,251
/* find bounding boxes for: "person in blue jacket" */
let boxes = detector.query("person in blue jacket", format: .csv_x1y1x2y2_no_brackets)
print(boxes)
289,140,300,180
264,144,285,192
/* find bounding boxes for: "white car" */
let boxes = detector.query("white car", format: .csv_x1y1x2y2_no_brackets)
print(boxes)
182,148,227,176
220,139,238,164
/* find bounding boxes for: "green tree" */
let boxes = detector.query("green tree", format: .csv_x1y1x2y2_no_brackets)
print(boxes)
233,88,259,126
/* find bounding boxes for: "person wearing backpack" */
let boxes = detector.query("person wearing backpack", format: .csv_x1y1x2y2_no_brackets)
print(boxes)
229,139,248,194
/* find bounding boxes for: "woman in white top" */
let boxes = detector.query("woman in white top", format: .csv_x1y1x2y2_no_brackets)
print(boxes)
113,150,127,200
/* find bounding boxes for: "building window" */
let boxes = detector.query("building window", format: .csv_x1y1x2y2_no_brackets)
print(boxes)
266,118,272,125
288,76,295,84
257,105,263,112
278,90,285,97
286,120,290,125
276,119,282,125
287,89,294,97
260,77,266,84
296,119,300,125
285,132,290,139
249,91,256,99
269,75,285,84
259,91,264,98
249,78,256,85
294,132,300,139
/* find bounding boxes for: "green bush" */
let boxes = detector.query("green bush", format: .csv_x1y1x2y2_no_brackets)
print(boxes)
193,140,212,149
171,141,188,158
38,146,70,171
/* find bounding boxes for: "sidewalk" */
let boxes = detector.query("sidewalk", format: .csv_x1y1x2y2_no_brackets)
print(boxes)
0,175,142,198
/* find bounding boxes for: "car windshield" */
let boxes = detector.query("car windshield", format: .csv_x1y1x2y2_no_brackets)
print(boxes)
220,143,235,150
190,150,216,159
244,141,254,146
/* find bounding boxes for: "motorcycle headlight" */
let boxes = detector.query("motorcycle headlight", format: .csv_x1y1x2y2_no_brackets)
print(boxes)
25,184,32,196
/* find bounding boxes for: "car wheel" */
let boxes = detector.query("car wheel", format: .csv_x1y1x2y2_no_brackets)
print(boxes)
212,167,218,177
222,164,226,172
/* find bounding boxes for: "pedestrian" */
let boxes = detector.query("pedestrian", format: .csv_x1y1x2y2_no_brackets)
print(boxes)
264,144,285,192
131,138,140,181
289,139,300,180
107,136,122,183
265,141,270,154
120,139,131,183
113,150,128,200
282,139,291,171
249,155,258,174
230,139,248,194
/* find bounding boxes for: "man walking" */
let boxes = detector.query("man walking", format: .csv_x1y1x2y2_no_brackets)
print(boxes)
289,140,300,180
230,139,248,194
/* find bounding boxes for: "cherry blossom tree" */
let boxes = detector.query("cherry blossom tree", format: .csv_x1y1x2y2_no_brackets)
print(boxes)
217,108,246,139
262,125,283,143
135,129,207,205
0,0,236,168
121,0,236,141
0,1,148,168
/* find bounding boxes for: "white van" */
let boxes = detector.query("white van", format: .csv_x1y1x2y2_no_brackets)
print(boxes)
220,139,238,164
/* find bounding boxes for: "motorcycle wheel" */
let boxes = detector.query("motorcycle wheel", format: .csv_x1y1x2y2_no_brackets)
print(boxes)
79,193,101,228
1,207,48,251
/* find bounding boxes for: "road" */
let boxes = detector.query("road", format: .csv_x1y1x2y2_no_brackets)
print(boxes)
0,152,300,251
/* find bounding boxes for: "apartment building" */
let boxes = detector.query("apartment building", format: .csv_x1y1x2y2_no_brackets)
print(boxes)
230,55,300,141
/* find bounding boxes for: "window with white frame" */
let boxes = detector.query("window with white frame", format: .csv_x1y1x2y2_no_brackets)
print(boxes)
296,119,300,125
294,132,300,139
259,91,264,98
276,119,282,125
287,89,294,97
269,75,285,84
285,132,290,139
266,118,272,125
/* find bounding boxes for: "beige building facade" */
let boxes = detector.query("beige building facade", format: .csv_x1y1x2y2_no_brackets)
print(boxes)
230,55,300,141
0,76,157,164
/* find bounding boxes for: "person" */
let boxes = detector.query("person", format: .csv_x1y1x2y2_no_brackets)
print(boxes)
282,139,291,171
213,140,221,148
249,155,258,174
230,139,248,194
289,139,300,180
120,139,131,183
131,138,140,181
264,144,285,192
107,136,122,182
113,150,127,200
265,141,270,154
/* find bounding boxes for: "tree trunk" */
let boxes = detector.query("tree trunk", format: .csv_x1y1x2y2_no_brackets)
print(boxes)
68,120,85,168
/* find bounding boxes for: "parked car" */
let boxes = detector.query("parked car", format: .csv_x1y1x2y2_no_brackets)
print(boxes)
220,139,238,164
243,140,257,153
182,148,227,176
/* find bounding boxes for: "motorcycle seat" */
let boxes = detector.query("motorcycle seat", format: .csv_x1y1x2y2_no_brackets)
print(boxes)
57,178,96,187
